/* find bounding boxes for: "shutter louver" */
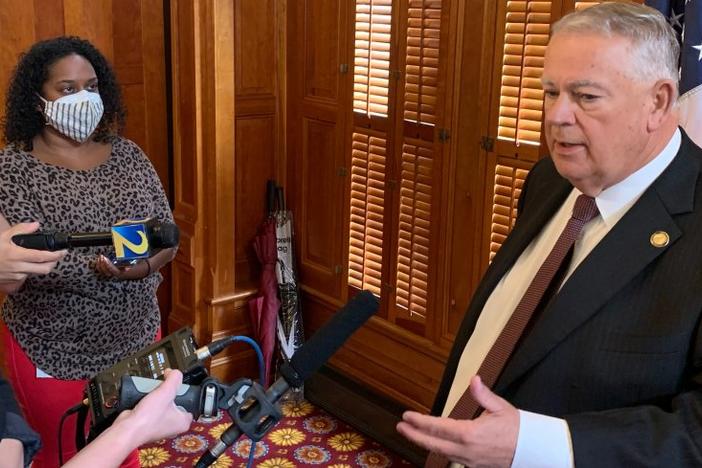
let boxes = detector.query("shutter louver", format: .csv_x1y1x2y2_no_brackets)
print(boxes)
404,0,442,125
395,140,433,320
349,0,446,334
348,130,387,295
574,2,602,10
489,162,529,260
497,1,551,146
354,0,393,117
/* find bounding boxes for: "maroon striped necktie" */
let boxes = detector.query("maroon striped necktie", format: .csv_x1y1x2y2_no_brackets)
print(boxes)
424,195,598,468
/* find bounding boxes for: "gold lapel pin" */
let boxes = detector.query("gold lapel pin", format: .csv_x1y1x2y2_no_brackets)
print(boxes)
650,231,669,248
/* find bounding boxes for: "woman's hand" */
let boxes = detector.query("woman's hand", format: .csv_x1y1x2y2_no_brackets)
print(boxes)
114,369,193,445
94,255,150,281
0,221,66,292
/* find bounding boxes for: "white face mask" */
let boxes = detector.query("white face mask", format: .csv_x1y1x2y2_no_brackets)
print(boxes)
39,90,104,143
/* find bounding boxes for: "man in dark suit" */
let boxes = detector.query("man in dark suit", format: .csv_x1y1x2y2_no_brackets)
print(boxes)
398,3,702,467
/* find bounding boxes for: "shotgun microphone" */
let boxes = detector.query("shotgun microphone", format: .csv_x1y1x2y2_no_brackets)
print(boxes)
194,290,379,467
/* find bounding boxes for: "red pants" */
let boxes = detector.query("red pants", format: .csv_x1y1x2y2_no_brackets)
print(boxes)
1,324,142,468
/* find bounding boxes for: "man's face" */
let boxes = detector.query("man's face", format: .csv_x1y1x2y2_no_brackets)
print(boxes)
541,33,657,195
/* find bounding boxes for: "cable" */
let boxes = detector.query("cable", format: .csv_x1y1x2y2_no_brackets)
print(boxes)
196,335,265,468
58,400,88,466
230,336,265,385
196,335,266,385
211,336,264,468
247,440,256,468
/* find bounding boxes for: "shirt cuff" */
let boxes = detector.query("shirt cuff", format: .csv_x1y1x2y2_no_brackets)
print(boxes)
511,410,574,468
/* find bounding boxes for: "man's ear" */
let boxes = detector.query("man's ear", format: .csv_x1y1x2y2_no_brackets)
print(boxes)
647,79,676,131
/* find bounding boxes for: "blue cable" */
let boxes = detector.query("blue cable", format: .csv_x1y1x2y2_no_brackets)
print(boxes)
227,336,265,384
225,336,265,468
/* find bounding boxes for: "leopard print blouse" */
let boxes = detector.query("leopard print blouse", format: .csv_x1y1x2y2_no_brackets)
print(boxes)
0,137,173,380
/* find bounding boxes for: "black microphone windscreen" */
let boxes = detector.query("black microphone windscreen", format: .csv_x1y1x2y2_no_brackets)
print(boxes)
11,232,70,251
151,223,180,248
282,290,379,387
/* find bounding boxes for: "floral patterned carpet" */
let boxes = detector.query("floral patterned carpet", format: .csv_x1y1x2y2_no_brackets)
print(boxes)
138,397,414,467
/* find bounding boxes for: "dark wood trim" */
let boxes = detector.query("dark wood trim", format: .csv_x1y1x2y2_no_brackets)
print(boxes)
305,364,426,467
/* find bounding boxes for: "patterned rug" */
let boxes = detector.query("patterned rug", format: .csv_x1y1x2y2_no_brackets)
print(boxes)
138,397,414,467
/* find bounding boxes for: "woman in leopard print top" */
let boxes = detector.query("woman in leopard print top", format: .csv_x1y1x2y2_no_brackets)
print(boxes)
0,37,175,468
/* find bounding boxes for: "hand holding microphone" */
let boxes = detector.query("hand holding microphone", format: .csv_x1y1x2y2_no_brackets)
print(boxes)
12,219,180,281
105,290,380,468
11,219,180,254
0,221,66,291
94,254,152,281
112,369,193,446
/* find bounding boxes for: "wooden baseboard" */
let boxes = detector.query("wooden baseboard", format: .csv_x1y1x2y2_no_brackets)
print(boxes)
305,365,426,467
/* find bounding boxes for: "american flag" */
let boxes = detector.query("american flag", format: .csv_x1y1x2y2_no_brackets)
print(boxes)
646,0,702,146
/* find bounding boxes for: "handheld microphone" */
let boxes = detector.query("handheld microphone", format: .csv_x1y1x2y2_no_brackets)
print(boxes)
195,290,379,467
12,220,179,261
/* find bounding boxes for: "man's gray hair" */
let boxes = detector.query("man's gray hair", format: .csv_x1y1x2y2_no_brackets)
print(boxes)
552,2,679,92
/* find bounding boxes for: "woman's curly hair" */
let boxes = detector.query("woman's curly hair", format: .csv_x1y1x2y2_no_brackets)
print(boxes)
2,36,126,150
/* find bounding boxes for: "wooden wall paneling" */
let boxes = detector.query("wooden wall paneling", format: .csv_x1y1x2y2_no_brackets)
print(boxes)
169,0,207,335
445,0,495,342
33,0,66,39
169,0,251,381
63,0,115,62
303,1,342,101
235,116,277,283
169,0,199,337
236,0,276,96
113,0,147,152
300,117,345,297
288,0,349,303
301,288,444,412
0,2,38,129
171,1,198,217
139,0,170,195
193,0,238,309
233,0,281,287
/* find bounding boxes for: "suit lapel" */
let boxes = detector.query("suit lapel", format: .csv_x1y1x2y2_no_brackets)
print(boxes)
432,164,571,413
495,136,700,393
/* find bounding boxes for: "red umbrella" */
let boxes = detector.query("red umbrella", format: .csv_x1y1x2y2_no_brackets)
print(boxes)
248,217,280,387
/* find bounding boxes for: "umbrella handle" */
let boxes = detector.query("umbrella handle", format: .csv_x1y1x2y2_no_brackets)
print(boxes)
276,186,285,212
266,180,277,215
